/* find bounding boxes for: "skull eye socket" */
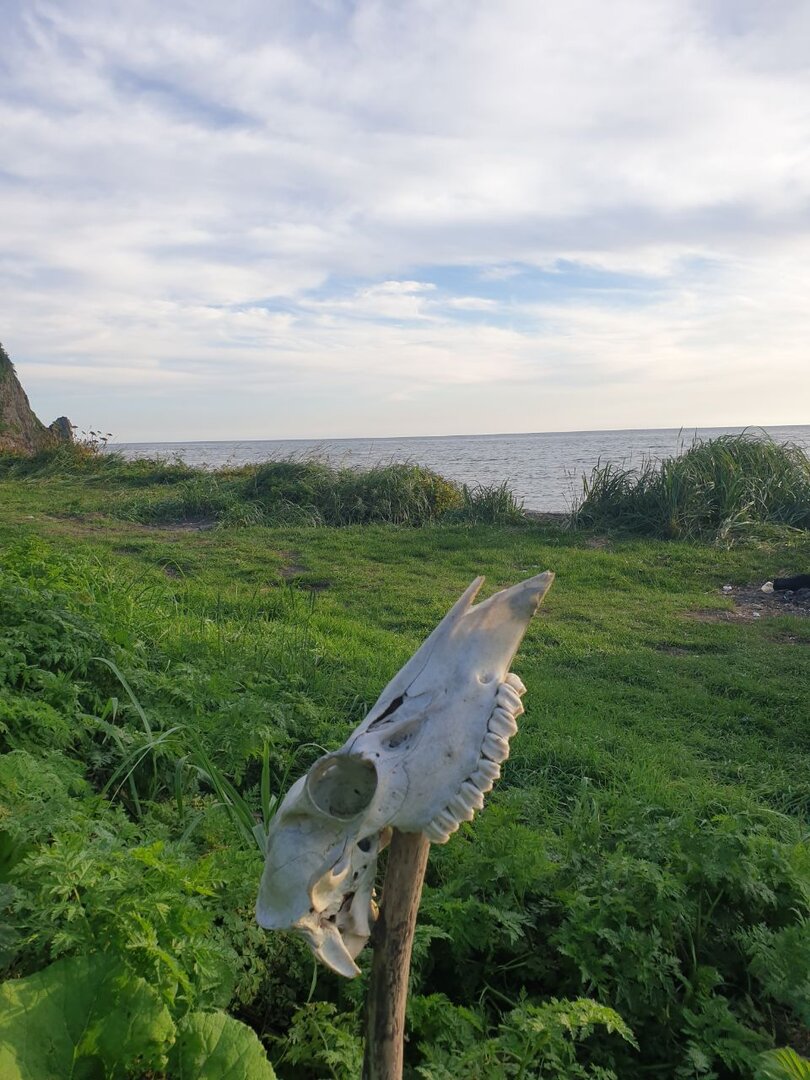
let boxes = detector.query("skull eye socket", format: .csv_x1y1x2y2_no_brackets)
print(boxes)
307,754,378,819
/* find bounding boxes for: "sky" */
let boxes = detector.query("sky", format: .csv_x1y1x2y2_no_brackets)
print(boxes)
2,0,809,442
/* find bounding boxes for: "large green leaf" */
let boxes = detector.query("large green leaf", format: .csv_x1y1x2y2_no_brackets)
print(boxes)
168,1011,277,1079
0,953,174,1079
758,1048,810,1080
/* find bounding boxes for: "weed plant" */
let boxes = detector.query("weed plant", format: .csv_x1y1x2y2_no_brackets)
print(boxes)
574,433,810,541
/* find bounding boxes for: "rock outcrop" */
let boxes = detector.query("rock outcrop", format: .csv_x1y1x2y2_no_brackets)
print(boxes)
0,343,73,455
48,415,75,443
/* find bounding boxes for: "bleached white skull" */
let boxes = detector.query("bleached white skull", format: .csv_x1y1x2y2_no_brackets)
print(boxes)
256,571,554,977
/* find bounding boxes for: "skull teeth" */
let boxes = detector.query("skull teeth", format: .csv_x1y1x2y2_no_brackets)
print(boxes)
447,793,476,822
496,683,525,716
424,820,454,843
481,731,511,763
470,776,493,794
503,672,527,696
488,707,518,739
435,809,460,834
418,669,529,844
426,778,488,842
469,759,501,792
473,757,502,782
460,781,485,810
451,805,476,824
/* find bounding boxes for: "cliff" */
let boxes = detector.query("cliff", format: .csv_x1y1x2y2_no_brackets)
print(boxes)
0,343,73,454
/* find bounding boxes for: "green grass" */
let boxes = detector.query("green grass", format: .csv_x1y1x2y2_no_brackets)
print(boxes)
0,446,525,528
0,459,809,1077
574,432,810,540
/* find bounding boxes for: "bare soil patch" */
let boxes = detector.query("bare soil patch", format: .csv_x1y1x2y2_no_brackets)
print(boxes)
687,583,810,624
279,551,307,579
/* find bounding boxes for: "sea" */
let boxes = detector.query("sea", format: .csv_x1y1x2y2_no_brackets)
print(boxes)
114,425,810,513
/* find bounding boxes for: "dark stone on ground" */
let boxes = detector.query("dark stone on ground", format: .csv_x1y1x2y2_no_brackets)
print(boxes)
774,574,810,591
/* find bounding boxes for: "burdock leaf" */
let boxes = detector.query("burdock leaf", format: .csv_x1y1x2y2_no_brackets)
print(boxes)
0,953,174,1079
169,1010,277,1079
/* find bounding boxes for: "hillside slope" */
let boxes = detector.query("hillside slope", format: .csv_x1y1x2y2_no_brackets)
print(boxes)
0,343,71,453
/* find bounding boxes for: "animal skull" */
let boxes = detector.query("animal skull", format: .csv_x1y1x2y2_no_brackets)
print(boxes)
256,571,554,977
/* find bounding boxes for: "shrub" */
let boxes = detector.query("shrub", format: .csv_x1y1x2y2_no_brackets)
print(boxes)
573,433,810,540
120,474,241,524
0,443,195,485
245,459,464,526
444,481,526,525
419,798,810,1077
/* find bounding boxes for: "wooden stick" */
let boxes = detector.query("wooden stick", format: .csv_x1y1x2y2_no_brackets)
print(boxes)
362,829,431,1080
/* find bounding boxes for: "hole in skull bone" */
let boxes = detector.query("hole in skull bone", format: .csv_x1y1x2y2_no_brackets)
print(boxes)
368,693,405,727
307,754,378,819
385,729,415,750
357,837,372,852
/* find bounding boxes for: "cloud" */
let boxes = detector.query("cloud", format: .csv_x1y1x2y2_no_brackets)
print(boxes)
445,297,498,312
1,0,809,438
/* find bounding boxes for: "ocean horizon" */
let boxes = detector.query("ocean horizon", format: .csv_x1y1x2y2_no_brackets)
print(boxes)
113,424,810,513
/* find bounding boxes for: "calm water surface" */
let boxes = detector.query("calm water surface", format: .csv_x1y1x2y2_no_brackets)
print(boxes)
115,425,810,512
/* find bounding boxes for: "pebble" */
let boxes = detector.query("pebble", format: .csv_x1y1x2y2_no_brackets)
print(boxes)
722,585,733,592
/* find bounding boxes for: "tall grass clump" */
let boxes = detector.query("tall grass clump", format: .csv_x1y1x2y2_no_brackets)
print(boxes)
444,481,526,525
245,459,464,526
574,433,810,540
0,443,195,486
119,473,247,524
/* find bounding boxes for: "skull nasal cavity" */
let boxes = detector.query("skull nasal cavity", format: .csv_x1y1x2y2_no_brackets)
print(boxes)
307,755,378,819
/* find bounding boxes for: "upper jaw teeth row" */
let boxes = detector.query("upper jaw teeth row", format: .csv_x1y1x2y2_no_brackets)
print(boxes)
423,674,526,844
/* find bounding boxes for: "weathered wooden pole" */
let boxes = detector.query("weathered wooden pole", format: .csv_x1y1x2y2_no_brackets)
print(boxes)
362,829,431,1080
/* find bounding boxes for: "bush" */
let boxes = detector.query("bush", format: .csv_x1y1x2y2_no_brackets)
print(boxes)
417,798,810,1077
574,433,810,540
246,460,464,526
0,443,195,485
444,482,526,525
120,474,243,524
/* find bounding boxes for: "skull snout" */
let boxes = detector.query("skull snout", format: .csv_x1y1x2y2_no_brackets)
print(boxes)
306,753,378,819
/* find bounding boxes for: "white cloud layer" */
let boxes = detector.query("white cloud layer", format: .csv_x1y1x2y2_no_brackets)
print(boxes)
1,0,809,438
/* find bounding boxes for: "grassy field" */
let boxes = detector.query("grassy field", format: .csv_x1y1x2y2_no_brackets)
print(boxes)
1,456,809,1078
